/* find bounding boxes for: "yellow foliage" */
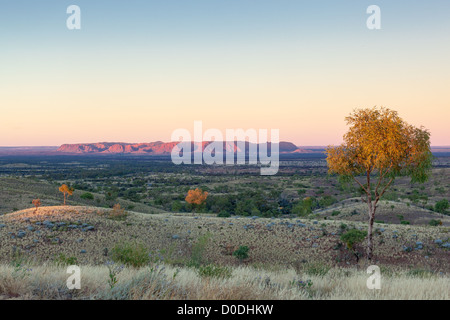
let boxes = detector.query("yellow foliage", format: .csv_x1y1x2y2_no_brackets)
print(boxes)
326,107,432,197
59,184,74,205
185,188,208,206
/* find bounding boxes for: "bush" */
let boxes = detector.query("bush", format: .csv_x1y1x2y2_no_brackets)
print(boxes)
340,229,367,250
171,200,184,212
54,253,78,266
109,203,128,221
400,220,410,225
340,229,366,263
197,264,232,279
429,219,442,227
318,195,337,208
435,199,449,214
331,211,340,216
233,246,249,262
188,234,210,268
217,211,231,218
110,241,150,268
339,223,348,231
80,192,94,200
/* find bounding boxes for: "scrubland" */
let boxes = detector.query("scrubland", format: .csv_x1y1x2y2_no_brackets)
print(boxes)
0,206,448,300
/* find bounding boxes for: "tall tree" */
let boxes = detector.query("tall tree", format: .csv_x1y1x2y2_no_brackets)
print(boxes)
59,184,74,206
326,107,432,261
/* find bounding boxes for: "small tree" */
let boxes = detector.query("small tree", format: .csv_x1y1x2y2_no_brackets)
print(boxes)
109,203,128,220
59,184,74,206
32,199,41,213
340,229,367,263
185,188,208,213
435,199,449,214
326,107,432,262
233,245,249,264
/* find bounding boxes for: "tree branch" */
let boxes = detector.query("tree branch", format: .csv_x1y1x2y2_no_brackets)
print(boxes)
375,163,393,199
352,176,370,200
375,177,395,205
374,167,385,197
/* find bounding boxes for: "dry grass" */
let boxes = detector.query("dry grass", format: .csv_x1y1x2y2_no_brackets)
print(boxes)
0,206,448,300
0,263,448,300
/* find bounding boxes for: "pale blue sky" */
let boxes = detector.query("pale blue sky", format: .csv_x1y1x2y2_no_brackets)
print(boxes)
1,1,449,146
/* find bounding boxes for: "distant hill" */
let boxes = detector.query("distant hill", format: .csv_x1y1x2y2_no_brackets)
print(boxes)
0,146,59,155
0,144,448,156
56,141,309,155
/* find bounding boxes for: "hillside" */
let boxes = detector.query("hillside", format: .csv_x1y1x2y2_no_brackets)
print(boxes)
1,206,448,272
0,177,165,215
314,198,450,226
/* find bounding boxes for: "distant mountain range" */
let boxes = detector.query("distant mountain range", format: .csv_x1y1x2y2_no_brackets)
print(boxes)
56,141,309,155
0,143,448,156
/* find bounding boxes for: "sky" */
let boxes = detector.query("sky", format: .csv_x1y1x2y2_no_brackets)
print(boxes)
0,0,449,146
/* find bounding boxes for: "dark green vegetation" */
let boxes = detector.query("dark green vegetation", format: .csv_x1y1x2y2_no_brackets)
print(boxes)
0,153,449,276
1,154,449,226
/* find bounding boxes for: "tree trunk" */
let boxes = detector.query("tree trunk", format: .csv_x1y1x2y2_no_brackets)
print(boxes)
367,203,376,261
64,193,66,206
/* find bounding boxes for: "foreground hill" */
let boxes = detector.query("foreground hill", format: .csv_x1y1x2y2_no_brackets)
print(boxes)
1,206,448,272
0,206,449,300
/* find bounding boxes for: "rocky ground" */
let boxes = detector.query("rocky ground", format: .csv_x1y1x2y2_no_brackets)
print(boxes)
0,206,448,273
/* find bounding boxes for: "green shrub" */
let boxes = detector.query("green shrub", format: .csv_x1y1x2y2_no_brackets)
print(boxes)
54,253,78,266
435,199,449,214
197,264,232,279
187,233,211,268
331,211,340,216
318,195,337,207
340,229,367,263
171,200,184,212
217,211,231,218
429,219,442,226
80,192,94,200
400,220,410,225
340,229,367,250
233,246,249,262
110,241,150,268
